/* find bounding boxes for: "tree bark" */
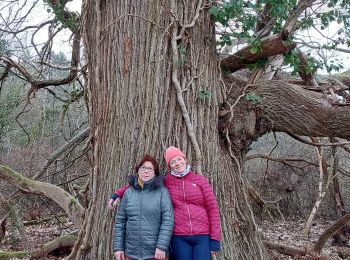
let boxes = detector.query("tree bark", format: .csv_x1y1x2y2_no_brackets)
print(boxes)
220,80,350,139
221,32,296,73
256,81,350,138
326,155,346,218
80,0,268,259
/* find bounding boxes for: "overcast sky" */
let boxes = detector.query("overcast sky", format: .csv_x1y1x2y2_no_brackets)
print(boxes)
2,0,348,73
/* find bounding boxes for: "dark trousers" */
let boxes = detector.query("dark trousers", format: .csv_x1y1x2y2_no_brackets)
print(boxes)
170,235,211,260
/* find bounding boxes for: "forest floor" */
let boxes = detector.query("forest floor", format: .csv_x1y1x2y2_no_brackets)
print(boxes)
0,218,75,259
0,217,350,259
260,217,350,259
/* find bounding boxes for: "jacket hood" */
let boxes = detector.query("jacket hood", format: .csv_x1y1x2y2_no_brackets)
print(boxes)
128,175,164,190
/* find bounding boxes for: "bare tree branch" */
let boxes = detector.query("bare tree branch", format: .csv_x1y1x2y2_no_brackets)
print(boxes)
256,80,350,139
0,165,83,227
314,212,350,253
220,32,296,73
0,233,77,259
36,128,90,179
287,133,350,147
264,240,325,258
283,0,317,33
263,240,305,257
31,232,77,259
246,153,318,167
304,138,329,238
0,20,53,35
296,38,350,54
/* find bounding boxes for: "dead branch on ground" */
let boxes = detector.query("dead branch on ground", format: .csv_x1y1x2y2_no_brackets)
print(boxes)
0,165,83,227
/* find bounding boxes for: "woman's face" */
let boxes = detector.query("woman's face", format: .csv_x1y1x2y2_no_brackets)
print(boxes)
138,161,156,182
169,156,187,173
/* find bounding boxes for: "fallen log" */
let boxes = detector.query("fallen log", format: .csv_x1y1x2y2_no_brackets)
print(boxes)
0,233,77,260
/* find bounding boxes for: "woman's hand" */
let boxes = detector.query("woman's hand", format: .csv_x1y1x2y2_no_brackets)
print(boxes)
108,198,120,209
211,251,219,259
114,250,125,260
154,248,166,260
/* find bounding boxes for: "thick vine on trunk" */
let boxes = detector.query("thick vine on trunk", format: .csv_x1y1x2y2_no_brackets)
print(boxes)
79,0,268,259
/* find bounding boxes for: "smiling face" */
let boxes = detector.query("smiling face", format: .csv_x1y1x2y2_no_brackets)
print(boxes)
169,156,187,173
138,161,156,182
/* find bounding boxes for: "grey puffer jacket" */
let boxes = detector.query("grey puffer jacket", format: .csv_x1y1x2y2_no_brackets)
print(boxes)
113,175,174,260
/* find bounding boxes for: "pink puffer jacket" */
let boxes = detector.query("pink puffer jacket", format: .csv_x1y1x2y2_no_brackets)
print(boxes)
115,170,221,241
164,171,221,241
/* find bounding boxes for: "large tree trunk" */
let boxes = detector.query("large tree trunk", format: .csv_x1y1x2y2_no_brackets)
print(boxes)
217,148,267,259
79,0,268,259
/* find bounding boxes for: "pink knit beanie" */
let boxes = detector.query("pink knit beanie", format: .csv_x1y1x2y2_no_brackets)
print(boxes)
164,146,186,165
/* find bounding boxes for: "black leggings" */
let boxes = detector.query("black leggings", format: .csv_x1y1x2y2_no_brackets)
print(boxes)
170,235,210,260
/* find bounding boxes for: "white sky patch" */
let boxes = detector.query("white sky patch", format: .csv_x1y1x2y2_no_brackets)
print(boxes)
2,1,349,73
295,20,350,73
34,0,82,57
0,0,81,59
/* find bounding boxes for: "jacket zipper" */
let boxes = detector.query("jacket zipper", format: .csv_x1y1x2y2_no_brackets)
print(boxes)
182,177,193,235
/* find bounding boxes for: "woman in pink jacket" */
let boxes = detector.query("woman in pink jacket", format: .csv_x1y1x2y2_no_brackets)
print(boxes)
109,146,221,260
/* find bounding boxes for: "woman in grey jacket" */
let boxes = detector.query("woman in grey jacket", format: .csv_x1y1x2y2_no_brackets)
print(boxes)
114,154,174,260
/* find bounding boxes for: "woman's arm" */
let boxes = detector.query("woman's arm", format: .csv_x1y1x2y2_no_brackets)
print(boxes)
113,193,128,253
156,187,174,252
201,177,221,251
113,185,130,199
108,185,131,209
